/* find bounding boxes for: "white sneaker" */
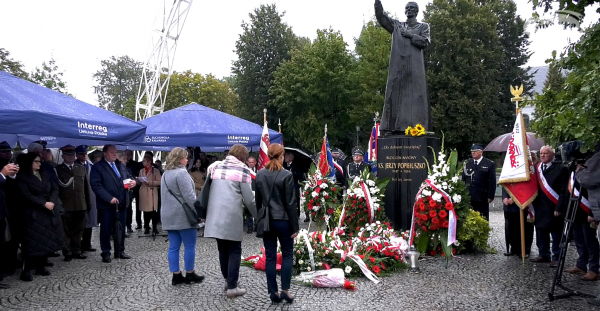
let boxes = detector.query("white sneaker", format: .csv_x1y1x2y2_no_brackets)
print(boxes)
226,287,246,298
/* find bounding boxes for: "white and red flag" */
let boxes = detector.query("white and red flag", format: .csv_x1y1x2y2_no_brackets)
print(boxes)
257,121,270,171
497,110,538,208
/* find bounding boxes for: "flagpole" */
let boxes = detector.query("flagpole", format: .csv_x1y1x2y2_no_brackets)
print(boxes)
511,84,526,264
278,118,281,133
263,108,267,124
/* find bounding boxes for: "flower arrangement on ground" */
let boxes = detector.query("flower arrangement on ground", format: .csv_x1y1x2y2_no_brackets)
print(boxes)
337,168,389,236
301,165,341,231
411,139,472,258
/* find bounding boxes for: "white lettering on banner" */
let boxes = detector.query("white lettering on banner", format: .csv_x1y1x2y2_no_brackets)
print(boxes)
227,135,252,145
144,136,170,143
77,121,110,138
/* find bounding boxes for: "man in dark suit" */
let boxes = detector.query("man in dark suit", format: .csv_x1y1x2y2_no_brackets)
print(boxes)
0,141,18,288
283,152,306,221
347,148,370,184
462,144,496,220
124,150,143,232
56,145,91,261
90,145,136,263
245,156,258,233
529,146,569,267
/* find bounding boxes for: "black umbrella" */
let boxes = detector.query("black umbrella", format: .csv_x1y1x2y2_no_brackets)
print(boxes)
284,147,312,173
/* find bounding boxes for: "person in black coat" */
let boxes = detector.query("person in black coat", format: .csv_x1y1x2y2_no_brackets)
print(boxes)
16,152,65,281
529,146,569,266
283,152,305,220
125,150,143,232
0,141,18,287
90,145,136,263
331,148,348,190
462,144,496,220
502,188,534,258
255,144,299,303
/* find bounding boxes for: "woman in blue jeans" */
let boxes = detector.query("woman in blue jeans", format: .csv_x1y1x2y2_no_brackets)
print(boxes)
160,147,204,285
255,143,299,303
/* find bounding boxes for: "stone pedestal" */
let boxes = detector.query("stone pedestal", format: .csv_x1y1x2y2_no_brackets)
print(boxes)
377,136,440,230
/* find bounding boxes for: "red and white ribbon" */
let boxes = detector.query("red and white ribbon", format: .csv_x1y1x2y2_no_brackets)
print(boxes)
360,181,375,223
537,163,559,204
347,254,380,284
569,172,591,214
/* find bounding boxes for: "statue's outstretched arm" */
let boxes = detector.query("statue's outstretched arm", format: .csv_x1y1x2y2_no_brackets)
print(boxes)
375,0,394,34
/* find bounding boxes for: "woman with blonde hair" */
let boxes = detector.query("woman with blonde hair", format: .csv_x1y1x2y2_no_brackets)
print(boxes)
203,144,256,298
255,143,299,303
161,147,204,285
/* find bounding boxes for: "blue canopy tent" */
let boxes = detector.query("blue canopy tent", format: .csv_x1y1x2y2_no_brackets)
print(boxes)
123,103,283,152
0,70,147,148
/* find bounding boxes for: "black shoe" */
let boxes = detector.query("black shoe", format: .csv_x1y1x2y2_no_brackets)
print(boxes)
303,218,310,223
102,256,112,263
35,267,51,276
172,272,189,285
280,291,294,303
152,230,159,235
135,224,143,230
247,227,253,234
503,252,516,256
127,227,134,233
270,292,282,303
48,252,60,258
115,253,131,259
44,259,54,267
72,254,87,260
20,270,32,282
64,256,72,262
144,228,150,235
185,272,205,283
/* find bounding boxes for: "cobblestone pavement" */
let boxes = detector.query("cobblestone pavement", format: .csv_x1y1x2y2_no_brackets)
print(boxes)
1,206,599,310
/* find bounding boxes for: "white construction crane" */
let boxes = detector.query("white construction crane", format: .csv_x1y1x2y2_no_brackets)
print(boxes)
135,0,193,122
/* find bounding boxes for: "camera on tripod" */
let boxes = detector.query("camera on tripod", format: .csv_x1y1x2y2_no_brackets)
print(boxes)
558,140,595,172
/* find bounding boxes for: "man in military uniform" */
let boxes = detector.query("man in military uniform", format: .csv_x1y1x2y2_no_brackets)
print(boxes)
347,148,369,184
75,145,97,252
461,144,496,220
331,148,348,190
56,145,92,261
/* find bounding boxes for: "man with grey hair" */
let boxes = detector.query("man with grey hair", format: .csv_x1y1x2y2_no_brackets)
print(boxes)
27,143,44,155
530,146,569,267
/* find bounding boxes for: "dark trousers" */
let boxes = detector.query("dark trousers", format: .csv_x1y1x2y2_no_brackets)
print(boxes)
572,219,600,273
536,226,562,261
99,208,127,258
244,216,254,231
216,239,242,290
126,191,141,228
471,200,490,220
81,227,93,250
263,220,294,294
143,211,158,230
61,211,87,256
504,210,534,254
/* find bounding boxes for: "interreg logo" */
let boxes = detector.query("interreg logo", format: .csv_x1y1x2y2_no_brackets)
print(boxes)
77,121,108,137
227,135,250,144
144,136,170,143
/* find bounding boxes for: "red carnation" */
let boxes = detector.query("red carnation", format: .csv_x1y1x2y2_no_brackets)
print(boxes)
394,255,399,260
372,265,381,274
430,250,436,256
353,194,357,199
380,262,386,270
333,200,336,203
429,210,437,218
325,195,329,199
421,226,428,232
439,210,448,218
353,200,357,204
369,256,375,263
332,187,336,191
430,224,438,231
418,205,425,211
359,198,363,202
315,187,321,194
421,214,428,221
445,202,453,210
443,221,449,228
309,199,314,204
327,208,334,215
317,180,323,186
359,254,365,259
429,200,437,207
312,212,316,216
431,217,440,225
308,205,313,211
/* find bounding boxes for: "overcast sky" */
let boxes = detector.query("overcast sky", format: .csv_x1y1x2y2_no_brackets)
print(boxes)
1,0,598,107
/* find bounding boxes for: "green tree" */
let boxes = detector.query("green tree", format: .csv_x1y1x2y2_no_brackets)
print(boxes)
530,0,600,24
542,60,566,91
92,55,143,117
271,29,357,151
0,48,29,79
424,0,505,155
30,57,70,95
165,70,239,114
486,0,534,133
532,22,600,151
231,4,301,126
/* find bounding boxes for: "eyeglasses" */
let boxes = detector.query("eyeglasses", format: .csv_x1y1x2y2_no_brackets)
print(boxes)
34,160,41,163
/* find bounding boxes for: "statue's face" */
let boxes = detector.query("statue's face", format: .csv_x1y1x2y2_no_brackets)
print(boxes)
405,3,418,18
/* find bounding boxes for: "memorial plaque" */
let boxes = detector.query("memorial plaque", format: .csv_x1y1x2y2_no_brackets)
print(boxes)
377,136,440,230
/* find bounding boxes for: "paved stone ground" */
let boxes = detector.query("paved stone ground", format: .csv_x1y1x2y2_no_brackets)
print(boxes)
1,203,599,310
